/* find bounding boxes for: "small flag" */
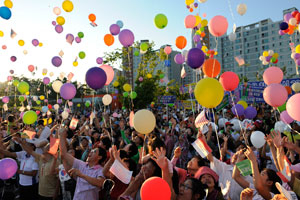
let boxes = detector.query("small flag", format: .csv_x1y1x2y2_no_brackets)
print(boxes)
59,50,64,57
234,56,245,66
69,118,79,130
195,111,210,128
90,22,98,27
48,137,60,155
67,72,74,82
192,137,212,158
181,66,186,78
188,85,193,95
277,156,291,183
10,29,17,39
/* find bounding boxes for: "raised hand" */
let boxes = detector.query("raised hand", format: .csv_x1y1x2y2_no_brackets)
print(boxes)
270,130,282,149
240,188,254,200
244,147,256,162
152,147,168,171
174,147,181,158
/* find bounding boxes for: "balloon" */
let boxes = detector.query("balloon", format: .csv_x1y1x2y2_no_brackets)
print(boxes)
10,56,16,62
292,82,300,92
0,31,3,37
42,106,48,113
53,7,61,15
17,82,29,94
202,58,221,77
57,99,62,104
39,95,45,100
229,32,237,41
140,43,149,51
250,131,266,148
123,92,128,97
12,80,19,87
280,111,294,124
130,91,137,99
208,15,228,37
43,77,50,85
133,109,156,134
52,80,63,93
85,101,91,107
237,100,247,109
286,93,300,121
79,51,86,59
78,32,84,38
263,67,283,85
60,83,76,100
185,15,196,28
263,84,288,107
280,22,289,30
99,65,114,86
187,48,205,69
36,100,41,105
2,96,9,103
219,71,239,91
231,104,244,116
0,158,18,180
193,35,201,43
237,3,247,16
174,53,185,65
118,29,134,47
86,67,107,90
113,81,119,87
66,33,74,44
139,77,143,82
108,24,121,36
2,45,6,49
116,20,124,28
88,14,96,22
285,86,292,95
244,106,257,119
51,56,62,67
147,74,152,79
0,6,12,20
102,94,112,105
55,25,63,33
4,0,13,8
62,111,69,119
140,177,171,200
134,51,140,56
62,0,73,12
104,34,114,46
123,84,131,92
175,36,187,49
18,40,24,46
154,14,168,29
23,111,38,125
73,61,78,66
28,65,34,72
194,78,224,108
95,57,103,65
32,39,39,47
56,16,65,25
163,46,172,55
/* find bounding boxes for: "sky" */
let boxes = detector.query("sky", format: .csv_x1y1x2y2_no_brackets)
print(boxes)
0,0,299,84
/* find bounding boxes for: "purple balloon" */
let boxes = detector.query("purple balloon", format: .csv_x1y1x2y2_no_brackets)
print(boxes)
297,59,300,66
193,35,201,43
196,42,202,49
231,104,244,116
44,99,48,103
60,83,76,100
9,70,14,74
266,56,272,62
0,158,18,180
280,110,294,124
57,99,62,104
10,56,16,62
118,29,134,47
75,37,81,43
194,2,198,7
187,48,205,69
96,57,103,65
43,77,50,85
280,22,289,31
55,25,63,33
174,53,185,65
284,13,293,23
2,96,9,103
85,67,107,90
52,56,62,67
115,89,119,94
110,24,120,36
278,30,285,36
32,39,39,46
52,21,56,26
244,106,257,119
294,53,300,60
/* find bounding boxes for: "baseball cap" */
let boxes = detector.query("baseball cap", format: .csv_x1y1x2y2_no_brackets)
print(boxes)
225,122,234,126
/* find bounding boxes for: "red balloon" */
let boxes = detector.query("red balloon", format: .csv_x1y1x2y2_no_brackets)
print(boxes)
295,13,300,22
36,110,40,115
28,65,34,72
140,177,171,200
292,11,299,18
219,71,239,91
48,105,52,109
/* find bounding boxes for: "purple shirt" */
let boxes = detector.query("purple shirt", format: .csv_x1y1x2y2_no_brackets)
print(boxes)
73,159,104,200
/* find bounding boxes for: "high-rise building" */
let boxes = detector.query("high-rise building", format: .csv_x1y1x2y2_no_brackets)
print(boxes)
209,7,300,81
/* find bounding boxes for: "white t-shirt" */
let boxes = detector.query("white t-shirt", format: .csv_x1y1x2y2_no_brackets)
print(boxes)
40,126,51,140
16,151,39,186
249,183,274,200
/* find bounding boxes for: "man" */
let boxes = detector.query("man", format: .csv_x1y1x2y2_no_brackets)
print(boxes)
59,128,107,200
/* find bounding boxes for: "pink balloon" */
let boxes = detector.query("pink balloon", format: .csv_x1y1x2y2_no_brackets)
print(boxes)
53,7,61,15
68,101,73,106
203,13,207,18
219,71,239,91
99,65,115,86
7,76,12,81
184,15,196,29
280,111,294,124
113,112,118,118
263,84,288,107
164,46,172,55
286,93,300,121
263,67,283,85
208,15,228,37
2,96,9,103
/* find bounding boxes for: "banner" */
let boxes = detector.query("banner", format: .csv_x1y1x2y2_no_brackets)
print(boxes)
182,100,195,110
158,96,176,104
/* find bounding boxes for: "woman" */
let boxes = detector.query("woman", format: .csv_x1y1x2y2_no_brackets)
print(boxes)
177,178,206,200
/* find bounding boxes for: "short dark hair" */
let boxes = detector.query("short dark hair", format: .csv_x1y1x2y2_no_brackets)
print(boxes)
38,119,44,126
148,137,166,152
188,178,207,198
265,168,281,194
128,143,138,158
98,147,107,164
123,158,137,176
8,115,15,123
100,136,111,150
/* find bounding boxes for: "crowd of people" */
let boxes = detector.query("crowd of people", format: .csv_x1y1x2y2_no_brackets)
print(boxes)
0,103,299,200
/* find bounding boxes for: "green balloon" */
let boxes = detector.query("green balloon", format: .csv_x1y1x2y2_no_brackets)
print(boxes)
168,103,174,107
18,96,25,102
85,101,91,107
78,32,84,38
122,106,126,110
36,100,41,105
13,80,19,87
123,92,128,97
154,14,168,29
278,102,286,112
130,91,137,99
17,81,29,94
140,43,149,51
159,74,165,79
200,27,205,32
271,57,276,63
79,51,86,59
23,111,37,125
134,51,140,56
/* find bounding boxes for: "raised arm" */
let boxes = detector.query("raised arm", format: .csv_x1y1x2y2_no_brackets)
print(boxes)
232,150,250,189
14,138,41,160
59,128,75,167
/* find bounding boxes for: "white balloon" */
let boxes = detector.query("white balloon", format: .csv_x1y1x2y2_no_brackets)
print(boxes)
237,3,247,16
54,104,59,110
262,60,269,65
218,118,228,129
228,32,236,42
268,50,274,56
259,56,265,61
3,104,8,111
33,96,38,101
26,105,31,110
289,18,297,26
250,131,266,148
52,80,63,93
102,94,112,106
274,121,287,133
292,82,300,92
198,0,207,3
62,111,69,119
49,72,54,77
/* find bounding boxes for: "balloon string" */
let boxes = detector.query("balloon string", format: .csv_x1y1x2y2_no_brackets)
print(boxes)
212,37,218,77
227,0,236,25
211,109,222,158
127,47,132,88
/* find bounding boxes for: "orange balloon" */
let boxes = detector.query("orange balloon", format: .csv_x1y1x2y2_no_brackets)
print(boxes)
288,28,294,35
200,32,206,38
189,8,193,12
175,36,187,50
202,58,221,78
88,14,96,22
104,34,114,46
285,86,292,95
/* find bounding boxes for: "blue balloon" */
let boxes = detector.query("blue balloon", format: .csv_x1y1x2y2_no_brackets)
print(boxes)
279,22,288,31
0,6,11,20
42,106,48,113
116,20,124,28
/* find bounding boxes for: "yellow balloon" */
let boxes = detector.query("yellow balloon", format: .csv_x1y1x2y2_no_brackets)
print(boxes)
62,0,74,12
273,53,279,59
48,118,52,124
123,84,131,92
56,16,65,25
237,100,248,109
39,43,43,47
4,0,13,8
295,45,300,54
185,0,194,5
202,46,208,53
40,95,45,100
195,15,202,26
73,61,78,67
0,31,4,37
43,119,47,126
18,40,25,46
25,92,30,95
77,103,81,107
133,109,156,134
113,81,119,87
201,19,208,27
146,74,152,79
263,51,268,57
194,78,224,108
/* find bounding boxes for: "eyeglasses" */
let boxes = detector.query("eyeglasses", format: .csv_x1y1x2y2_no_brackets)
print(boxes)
180,184,193,191
91,149,97,153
